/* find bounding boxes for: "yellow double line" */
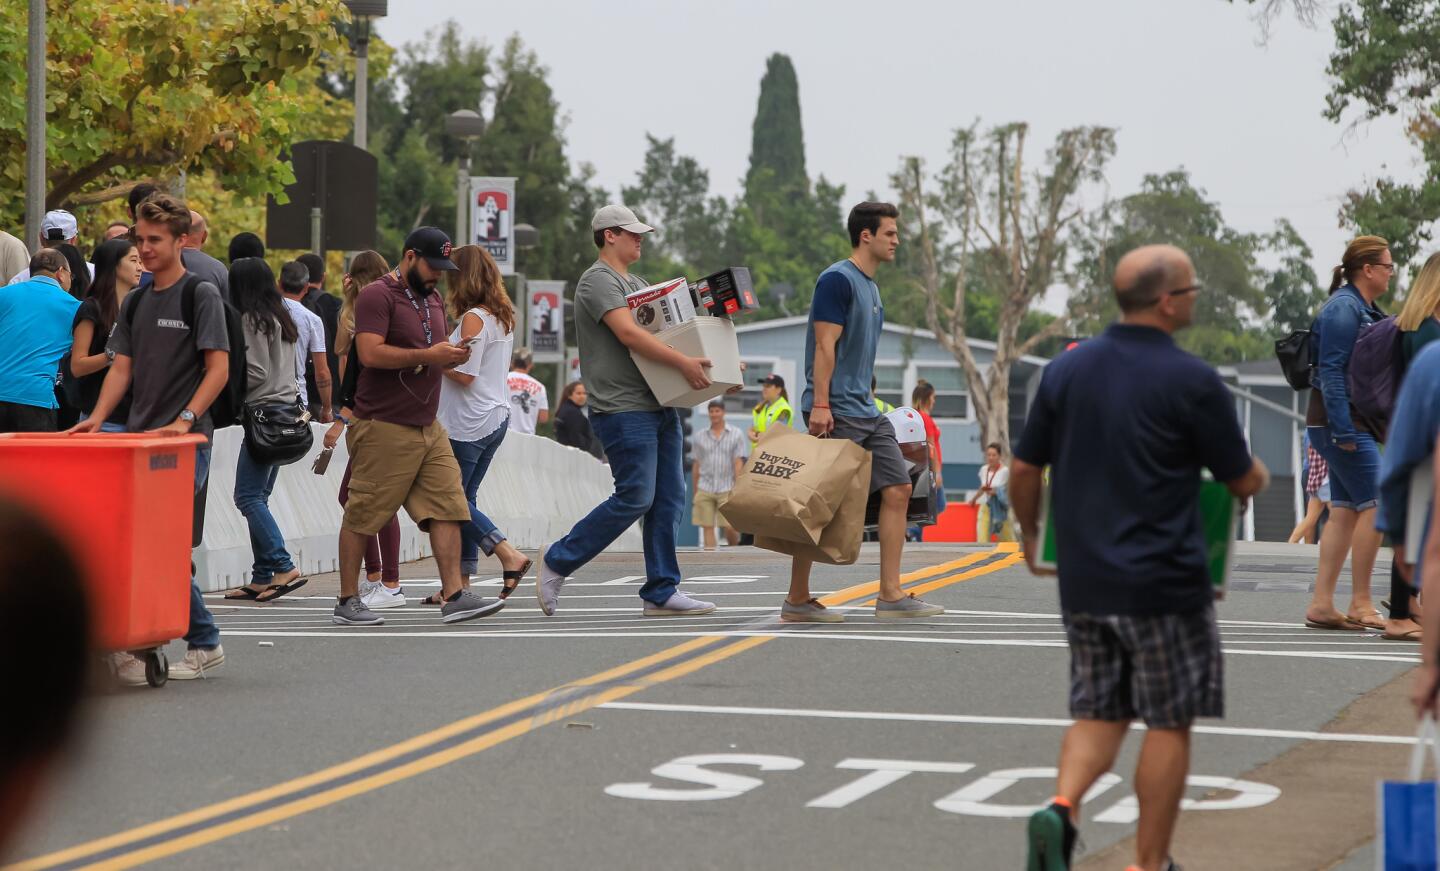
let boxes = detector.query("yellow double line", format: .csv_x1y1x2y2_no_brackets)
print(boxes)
12,545,1021,871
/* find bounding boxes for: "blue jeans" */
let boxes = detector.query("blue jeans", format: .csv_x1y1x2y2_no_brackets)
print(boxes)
234,442,296,584
187,446,220,650
545,409,684,605
1310,425,1380,511
450,425,509,575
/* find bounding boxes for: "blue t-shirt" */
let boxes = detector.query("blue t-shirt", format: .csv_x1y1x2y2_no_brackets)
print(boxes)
0,275,81,409
1015,323,1253,616
801,260,884,419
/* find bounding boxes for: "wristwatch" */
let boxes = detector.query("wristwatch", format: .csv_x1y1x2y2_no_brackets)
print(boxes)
179,408,197,424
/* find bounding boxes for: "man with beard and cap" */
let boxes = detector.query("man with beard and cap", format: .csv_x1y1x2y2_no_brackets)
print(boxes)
331,227,505,628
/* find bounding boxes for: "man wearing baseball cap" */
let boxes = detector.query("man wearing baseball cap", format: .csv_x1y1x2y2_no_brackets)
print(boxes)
7,210,93,286
332,226,506,627
534,205,718,618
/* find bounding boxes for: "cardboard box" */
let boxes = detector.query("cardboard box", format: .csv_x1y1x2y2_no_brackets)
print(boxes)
627,277,696,333
631,315,744,407
691,267,759,318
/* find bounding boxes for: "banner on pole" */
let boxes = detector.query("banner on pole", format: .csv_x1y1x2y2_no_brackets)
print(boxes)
528,280,566,362
470,177,516,275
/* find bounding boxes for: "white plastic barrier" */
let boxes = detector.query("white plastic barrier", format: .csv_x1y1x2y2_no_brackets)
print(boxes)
194,423,640,592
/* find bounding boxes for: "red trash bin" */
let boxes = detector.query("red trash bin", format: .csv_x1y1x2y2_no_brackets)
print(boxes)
0,433,205,685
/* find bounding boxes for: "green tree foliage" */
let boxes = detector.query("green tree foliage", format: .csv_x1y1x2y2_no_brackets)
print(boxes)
894,122,1115,448
1318,1,1440,266
745,54,808,202
0,0,351,225
1071,170,1318,363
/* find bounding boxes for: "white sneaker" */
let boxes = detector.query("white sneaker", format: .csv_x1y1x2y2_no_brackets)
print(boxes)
643,590,716,617
536,544,567,617
169,645,225,680
362,584,407,610
113,653,149,686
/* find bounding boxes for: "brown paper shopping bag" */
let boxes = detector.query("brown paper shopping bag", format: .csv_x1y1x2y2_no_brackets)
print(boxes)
719,427,868,545
753,449,872,565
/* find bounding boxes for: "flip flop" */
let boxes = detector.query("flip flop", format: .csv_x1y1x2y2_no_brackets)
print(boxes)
500,560,533,600
256,576,308,603
1346,613,1387,631
421,593,443,605
224,586,263,601
1383,629,1424,642
1305,616,1364,630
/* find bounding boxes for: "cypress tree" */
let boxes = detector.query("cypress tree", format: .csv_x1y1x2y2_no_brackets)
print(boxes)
745,53,808,202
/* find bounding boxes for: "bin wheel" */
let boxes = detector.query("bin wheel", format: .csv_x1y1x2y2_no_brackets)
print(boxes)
144,650,168,688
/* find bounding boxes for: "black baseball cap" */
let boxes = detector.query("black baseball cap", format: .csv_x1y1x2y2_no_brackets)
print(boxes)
761,374,785,388
403,226,458,271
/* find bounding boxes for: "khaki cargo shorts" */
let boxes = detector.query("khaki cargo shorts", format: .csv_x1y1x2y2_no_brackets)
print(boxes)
693,489,732,528
342,418,471,535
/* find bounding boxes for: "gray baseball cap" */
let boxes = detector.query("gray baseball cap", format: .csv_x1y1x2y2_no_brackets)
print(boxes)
591,204,654,234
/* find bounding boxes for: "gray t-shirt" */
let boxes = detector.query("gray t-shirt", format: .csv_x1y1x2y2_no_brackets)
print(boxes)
108,274,230,441
180,247,230,302
574,260,659,414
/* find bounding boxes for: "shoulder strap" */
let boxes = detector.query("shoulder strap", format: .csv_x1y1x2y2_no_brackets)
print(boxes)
123,286,144,328
180,274,203,329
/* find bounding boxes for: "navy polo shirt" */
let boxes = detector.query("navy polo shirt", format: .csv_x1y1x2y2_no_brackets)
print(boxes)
1015,323,1252,616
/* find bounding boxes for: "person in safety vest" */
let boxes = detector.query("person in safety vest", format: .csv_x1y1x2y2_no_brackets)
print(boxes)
871,374,894,414
748,373,793,449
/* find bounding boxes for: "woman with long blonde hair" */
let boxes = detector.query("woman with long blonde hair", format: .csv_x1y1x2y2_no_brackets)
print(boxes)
1377,252,1440,641
436,245,531,602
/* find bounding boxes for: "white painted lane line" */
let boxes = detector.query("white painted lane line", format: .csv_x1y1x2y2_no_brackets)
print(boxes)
204,591,823,603
597,701,1424,746
211,628,1421,661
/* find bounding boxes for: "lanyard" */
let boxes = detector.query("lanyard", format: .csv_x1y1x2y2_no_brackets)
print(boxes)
397,275,434,348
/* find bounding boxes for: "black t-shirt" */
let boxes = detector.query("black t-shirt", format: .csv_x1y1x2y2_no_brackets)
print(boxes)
71,298,130,424
301,288,341,408
1015,324,1253,616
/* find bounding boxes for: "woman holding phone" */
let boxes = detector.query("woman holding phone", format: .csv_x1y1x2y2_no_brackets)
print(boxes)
435,245,532,602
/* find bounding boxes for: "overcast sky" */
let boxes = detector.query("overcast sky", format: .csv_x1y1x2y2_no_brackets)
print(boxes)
376,0,1421,301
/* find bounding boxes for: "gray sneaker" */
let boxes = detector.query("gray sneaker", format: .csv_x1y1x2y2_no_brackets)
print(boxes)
536,544,566,617
875,593,945,620
440,589,505,624
643,590,717,617
780,598,844,623
333,596,385,626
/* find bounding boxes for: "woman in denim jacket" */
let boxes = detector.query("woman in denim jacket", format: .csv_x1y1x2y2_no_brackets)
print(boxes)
1305,235,1393,631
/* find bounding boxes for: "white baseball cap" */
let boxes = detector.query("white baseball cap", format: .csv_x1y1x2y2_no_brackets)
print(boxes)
41,209,78,242
590,204,654,234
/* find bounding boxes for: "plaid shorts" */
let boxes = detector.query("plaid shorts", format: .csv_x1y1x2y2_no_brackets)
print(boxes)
1062,607,1223,730
1305,444,1328,494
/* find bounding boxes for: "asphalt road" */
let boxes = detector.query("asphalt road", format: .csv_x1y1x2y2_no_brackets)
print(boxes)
6,541,1419,870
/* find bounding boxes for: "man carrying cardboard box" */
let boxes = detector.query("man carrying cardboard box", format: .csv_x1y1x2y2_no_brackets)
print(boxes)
534,205,718,618
781,202,945,623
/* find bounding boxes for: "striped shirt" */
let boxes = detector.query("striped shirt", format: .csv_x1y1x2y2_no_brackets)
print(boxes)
694,424,749,493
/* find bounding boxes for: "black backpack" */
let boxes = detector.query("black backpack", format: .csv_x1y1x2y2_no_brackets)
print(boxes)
124,275,248,428
1275,328,1314,391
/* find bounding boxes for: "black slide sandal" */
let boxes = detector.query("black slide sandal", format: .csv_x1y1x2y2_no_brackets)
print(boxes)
501,560,533,600
256,576,308,603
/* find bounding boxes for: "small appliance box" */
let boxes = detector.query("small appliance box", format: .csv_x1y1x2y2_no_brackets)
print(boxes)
631,315,744,407
627,277,696,334
690,267,759,318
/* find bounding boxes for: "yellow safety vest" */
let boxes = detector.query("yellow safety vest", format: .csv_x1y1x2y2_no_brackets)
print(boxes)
751,397,794,448
875,397,895,414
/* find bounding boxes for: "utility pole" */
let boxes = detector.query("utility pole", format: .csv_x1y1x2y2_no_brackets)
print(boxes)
24,0,45,249
445,109,485,246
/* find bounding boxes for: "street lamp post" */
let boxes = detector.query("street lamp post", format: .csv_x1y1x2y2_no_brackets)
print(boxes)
342,1,387,152
24,0,45,249
444,109,485,245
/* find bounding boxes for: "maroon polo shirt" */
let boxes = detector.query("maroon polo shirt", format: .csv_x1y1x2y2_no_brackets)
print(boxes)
352,272,447,427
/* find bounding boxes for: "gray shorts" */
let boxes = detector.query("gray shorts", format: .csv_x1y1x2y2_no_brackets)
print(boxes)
805,412,911,493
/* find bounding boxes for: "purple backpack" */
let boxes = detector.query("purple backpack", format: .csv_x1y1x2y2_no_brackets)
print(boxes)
1346,315,1402,427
